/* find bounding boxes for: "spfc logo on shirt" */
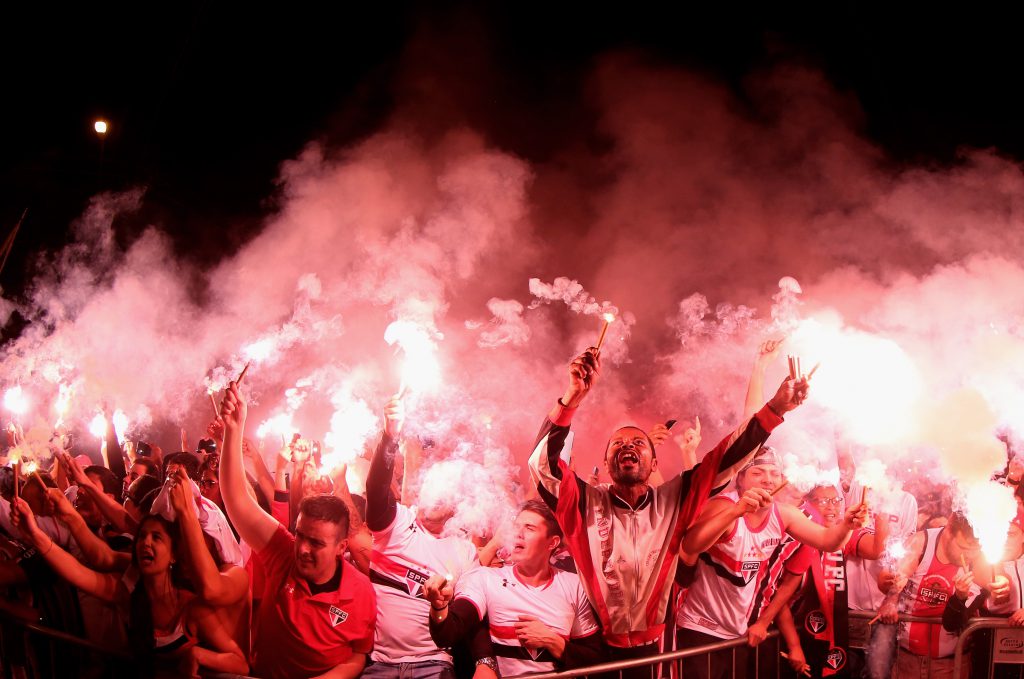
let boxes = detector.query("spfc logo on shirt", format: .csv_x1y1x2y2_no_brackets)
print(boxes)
918,574,952,606
329,606,349,627
805,610,827,635
826,647,846,671
405,568,430,596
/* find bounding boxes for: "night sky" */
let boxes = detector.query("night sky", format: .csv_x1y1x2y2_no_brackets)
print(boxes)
4,3,1024,303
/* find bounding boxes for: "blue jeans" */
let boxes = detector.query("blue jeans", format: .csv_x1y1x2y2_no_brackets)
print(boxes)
864,622,898,679
362,660,455,679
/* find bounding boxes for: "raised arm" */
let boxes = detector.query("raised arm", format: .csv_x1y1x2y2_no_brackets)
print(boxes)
779,500,867,552
102,407,129,485
682,490,772,560
9,496,120,602
60,452,136,534
219,382,278,551
243,437,275,505
528,349,600,505
365,396,404,532
46,487,130,572
743,339,785,421
852,510,892,560
169,470,248,606
333,464,372,574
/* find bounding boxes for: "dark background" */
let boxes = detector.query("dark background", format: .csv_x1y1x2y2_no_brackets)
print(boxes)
3,3,1023,301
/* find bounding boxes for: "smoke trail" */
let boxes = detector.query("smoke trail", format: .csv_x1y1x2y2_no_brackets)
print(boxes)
3,44,1024,531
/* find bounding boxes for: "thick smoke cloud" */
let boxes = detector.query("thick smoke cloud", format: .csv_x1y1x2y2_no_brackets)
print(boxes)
5,46,1024,536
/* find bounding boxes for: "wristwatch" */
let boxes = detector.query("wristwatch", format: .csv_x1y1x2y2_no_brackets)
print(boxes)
476,657,499,675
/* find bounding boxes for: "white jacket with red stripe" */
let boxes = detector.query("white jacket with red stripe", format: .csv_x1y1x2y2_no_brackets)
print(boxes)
528,401,783,647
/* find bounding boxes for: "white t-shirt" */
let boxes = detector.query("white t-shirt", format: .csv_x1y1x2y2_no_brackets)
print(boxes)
843,483,918,611
370,503,478,663
456,564,600,677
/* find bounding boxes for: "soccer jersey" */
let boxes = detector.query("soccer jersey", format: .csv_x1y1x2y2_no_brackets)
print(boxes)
253,524,376,679
844,484,918,611
455,564,600,677
370,503,478,663
900,527,977,658
677,492,786,639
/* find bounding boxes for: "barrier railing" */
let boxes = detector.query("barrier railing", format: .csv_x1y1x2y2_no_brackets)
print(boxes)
518,611,954,679
511,631,782,679
1,605,1017,679
953,616,1024,679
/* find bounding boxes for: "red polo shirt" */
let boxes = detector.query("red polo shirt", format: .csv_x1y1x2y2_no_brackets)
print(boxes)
253,524,376,678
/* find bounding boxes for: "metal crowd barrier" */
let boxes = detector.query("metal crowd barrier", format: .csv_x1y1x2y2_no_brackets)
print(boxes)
520,610,1024,679
513,630,782,679
3,605,1021,679
953,617,1024,679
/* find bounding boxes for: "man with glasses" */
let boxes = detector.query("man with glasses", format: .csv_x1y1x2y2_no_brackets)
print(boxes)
780,484,889,678
676,456,869,679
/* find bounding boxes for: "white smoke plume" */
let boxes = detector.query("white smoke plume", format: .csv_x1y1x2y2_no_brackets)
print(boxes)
3,46,1024,531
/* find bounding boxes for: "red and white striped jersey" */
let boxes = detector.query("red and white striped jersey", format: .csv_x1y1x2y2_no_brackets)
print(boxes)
370,503,479,663
455,564,600,677
676,492,786,639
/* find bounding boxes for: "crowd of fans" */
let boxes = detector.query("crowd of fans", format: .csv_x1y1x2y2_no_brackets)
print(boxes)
1,341,1022,679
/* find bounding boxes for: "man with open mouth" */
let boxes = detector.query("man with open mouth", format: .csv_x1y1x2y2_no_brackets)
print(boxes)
528,346,811,678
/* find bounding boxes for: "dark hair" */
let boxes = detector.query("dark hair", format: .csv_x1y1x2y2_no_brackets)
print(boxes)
298,494,350,537
131,458,160,479
126,474,163,509
948,511,978,540
519,499,563,540
162,452,200,482
127,514,189,672
198,455,219,477
85,465,122,498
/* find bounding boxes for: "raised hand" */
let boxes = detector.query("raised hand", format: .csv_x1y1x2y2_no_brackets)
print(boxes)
168,469,196,519
767,377,809,415
383,396,405,439
843,501,869,529
735,488,773,516
9,496,42,543
755,338,786,367
206,419,225,445
953,570,975,601
220,382,247,433
59,451,91,488
563,348,601,408
676,416,701,454
648,423,672,447
46,488,78,524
